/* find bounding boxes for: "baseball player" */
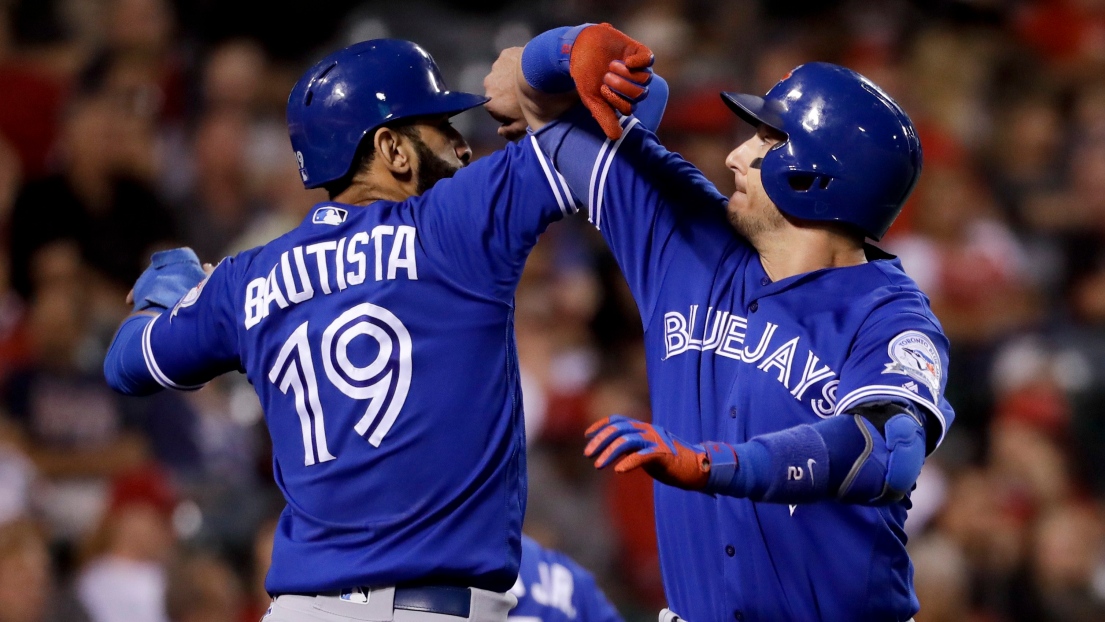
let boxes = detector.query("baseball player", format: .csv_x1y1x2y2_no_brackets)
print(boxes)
101,32,654,622
491,25,955,622
508,535,623,622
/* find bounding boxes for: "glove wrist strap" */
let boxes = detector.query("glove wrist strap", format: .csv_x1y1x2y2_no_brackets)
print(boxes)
703,442,738,492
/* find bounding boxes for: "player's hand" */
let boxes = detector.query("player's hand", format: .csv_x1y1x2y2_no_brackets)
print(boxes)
569,23,654,140
484,47,529,141
131,247,207,312
584,415,710,490
129,262,211,306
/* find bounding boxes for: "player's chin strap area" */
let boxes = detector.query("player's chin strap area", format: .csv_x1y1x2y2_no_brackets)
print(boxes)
704,399,927,505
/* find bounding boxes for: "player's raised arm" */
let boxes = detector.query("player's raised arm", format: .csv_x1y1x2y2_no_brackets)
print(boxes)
104,248,240,396
483,25,737,326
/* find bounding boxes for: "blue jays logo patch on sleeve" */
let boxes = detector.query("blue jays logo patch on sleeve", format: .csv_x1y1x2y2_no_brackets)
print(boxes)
313,206,348,225
171,274,210,319
883,331,941,400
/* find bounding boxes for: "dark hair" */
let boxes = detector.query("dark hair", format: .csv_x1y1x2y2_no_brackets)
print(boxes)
325,122,421,199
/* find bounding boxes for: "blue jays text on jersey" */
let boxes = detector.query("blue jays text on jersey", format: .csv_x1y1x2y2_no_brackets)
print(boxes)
108,135,582,595
508,535,623,622
534,109,955,622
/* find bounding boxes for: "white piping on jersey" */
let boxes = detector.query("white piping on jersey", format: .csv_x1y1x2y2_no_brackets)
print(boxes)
141,314,206,391
553,169,577,213
529,136,574,216
834,384,946,448
589,116,639,230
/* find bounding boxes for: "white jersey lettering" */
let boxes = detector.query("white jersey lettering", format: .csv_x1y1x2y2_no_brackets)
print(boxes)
244,227,420,329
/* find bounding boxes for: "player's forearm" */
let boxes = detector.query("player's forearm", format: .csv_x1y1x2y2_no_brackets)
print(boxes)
705,400,927,505
103,313,164,396
517,26,667,135
517,28,580,132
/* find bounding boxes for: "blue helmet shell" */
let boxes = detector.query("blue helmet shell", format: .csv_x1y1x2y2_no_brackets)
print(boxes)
722,62,922,240
287,39,489,189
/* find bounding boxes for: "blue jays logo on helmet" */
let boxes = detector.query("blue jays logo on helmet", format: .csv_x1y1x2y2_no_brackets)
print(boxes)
721,62,922,240
286,39,488,189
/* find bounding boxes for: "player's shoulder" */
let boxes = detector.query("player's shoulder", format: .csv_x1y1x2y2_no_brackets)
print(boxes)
520,534,560,568
520,535,589,579
240,202,377,262
212,244,265,282
859,252,945,333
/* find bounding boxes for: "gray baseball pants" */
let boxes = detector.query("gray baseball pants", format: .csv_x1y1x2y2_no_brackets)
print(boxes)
263,588,516,622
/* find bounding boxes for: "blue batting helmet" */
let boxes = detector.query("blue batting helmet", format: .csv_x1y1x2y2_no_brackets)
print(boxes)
287,39,489,189
721,62,922,240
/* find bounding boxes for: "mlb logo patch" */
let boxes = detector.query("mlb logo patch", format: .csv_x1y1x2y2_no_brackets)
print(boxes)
313,206,348,225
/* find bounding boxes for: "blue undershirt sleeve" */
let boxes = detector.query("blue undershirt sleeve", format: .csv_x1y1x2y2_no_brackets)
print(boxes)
633,74,668,132
103,314,161,396
520,25,590,93
704,400,927,505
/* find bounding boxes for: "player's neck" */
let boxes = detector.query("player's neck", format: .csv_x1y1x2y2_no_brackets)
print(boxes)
756,225,866,282
331,177,417,206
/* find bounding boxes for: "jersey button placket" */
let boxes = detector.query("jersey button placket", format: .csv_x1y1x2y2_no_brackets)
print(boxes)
749,301,759,313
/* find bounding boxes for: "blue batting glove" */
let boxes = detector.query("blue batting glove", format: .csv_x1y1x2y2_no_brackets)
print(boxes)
131,248,207,312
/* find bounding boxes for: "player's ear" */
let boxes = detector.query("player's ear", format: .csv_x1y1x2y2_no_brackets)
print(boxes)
374,127,413,175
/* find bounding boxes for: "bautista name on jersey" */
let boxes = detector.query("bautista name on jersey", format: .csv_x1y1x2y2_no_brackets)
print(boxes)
243,224,419,329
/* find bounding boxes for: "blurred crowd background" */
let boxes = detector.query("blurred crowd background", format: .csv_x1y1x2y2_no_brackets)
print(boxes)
0,0,1102,621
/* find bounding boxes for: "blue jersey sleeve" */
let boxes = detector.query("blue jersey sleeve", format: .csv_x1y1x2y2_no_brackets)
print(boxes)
833,298,954,453
533,107,742,324
411,137,578,302
139,257,243,389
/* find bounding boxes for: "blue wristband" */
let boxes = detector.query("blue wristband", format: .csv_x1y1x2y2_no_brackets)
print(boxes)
521,24,593,93
706,425,830,503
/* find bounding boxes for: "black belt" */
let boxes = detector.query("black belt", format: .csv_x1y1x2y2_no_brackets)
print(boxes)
393,586,471,618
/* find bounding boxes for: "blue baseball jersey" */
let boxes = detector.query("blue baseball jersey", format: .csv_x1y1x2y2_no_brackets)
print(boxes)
535,110,955,622
135,137,580,594
508,535,623,622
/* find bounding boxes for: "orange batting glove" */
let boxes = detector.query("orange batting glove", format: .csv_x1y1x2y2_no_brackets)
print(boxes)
568,24,654,140
584,415,710,490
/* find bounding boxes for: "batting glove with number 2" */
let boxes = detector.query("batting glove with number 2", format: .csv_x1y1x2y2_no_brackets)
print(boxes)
584,415,710,490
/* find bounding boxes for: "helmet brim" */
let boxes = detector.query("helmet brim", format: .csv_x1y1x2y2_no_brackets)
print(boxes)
434,91,490,117
721,92,786,135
